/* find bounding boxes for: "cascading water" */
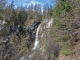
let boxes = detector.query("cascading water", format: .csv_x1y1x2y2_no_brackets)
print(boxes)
21,19,53,59
29,24,41,58
33,24,41,50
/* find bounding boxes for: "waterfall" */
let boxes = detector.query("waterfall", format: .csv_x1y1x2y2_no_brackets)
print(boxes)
28,24,41,58
21,19,53,59
33,19,53,50
33,24,41,50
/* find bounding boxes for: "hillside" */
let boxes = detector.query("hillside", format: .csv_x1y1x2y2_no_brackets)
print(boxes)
0,0,80,60
51,0,80,60
29,0,80,60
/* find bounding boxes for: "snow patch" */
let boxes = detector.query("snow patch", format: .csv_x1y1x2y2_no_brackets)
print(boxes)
41,33,44,38
42,49,45,52
47,19,53,28
43,18,53,29
29,54,34,58
29,52,35,58
20,57,26,60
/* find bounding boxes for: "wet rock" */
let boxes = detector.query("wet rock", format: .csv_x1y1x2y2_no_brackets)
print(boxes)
27,21,40,42
27,21,40,34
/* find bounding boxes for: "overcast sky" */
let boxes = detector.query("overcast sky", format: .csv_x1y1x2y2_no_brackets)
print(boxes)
7,0,56,8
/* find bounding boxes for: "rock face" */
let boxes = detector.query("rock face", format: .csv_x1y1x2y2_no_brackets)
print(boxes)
19,19,55,60
28,18,80,60
0,21,41,60
26,18,60,60
27,21,40,42
36,19,60,60
27,22,40,32
1,18,79,60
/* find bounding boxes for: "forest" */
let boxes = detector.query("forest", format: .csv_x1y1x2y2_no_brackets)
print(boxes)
0,0,80,60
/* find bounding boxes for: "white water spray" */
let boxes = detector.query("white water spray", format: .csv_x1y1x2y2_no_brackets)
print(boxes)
29,24,41,58
33,24,41,50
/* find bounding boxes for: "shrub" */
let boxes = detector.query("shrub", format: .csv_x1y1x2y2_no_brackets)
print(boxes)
60,46,74,55
54,0,72,17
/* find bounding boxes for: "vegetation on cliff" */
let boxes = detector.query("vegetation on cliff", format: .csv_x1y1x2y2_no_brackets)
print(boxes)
0,0,54,60
51,0,80,57
0,0,80,60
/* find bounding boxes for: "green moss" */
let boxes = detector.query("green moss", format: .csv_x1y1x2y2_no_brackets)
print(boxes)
59,41,74,55
60,47,74,55
60,34,70,42
50,0,80,57
50,31,58,37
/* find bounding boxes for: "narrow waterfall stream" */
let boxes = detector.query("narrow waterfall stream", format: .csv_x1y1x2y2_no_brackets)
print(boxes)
20,19,53,60
33,24,41,50
29,24,41,58
29,19,53,59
